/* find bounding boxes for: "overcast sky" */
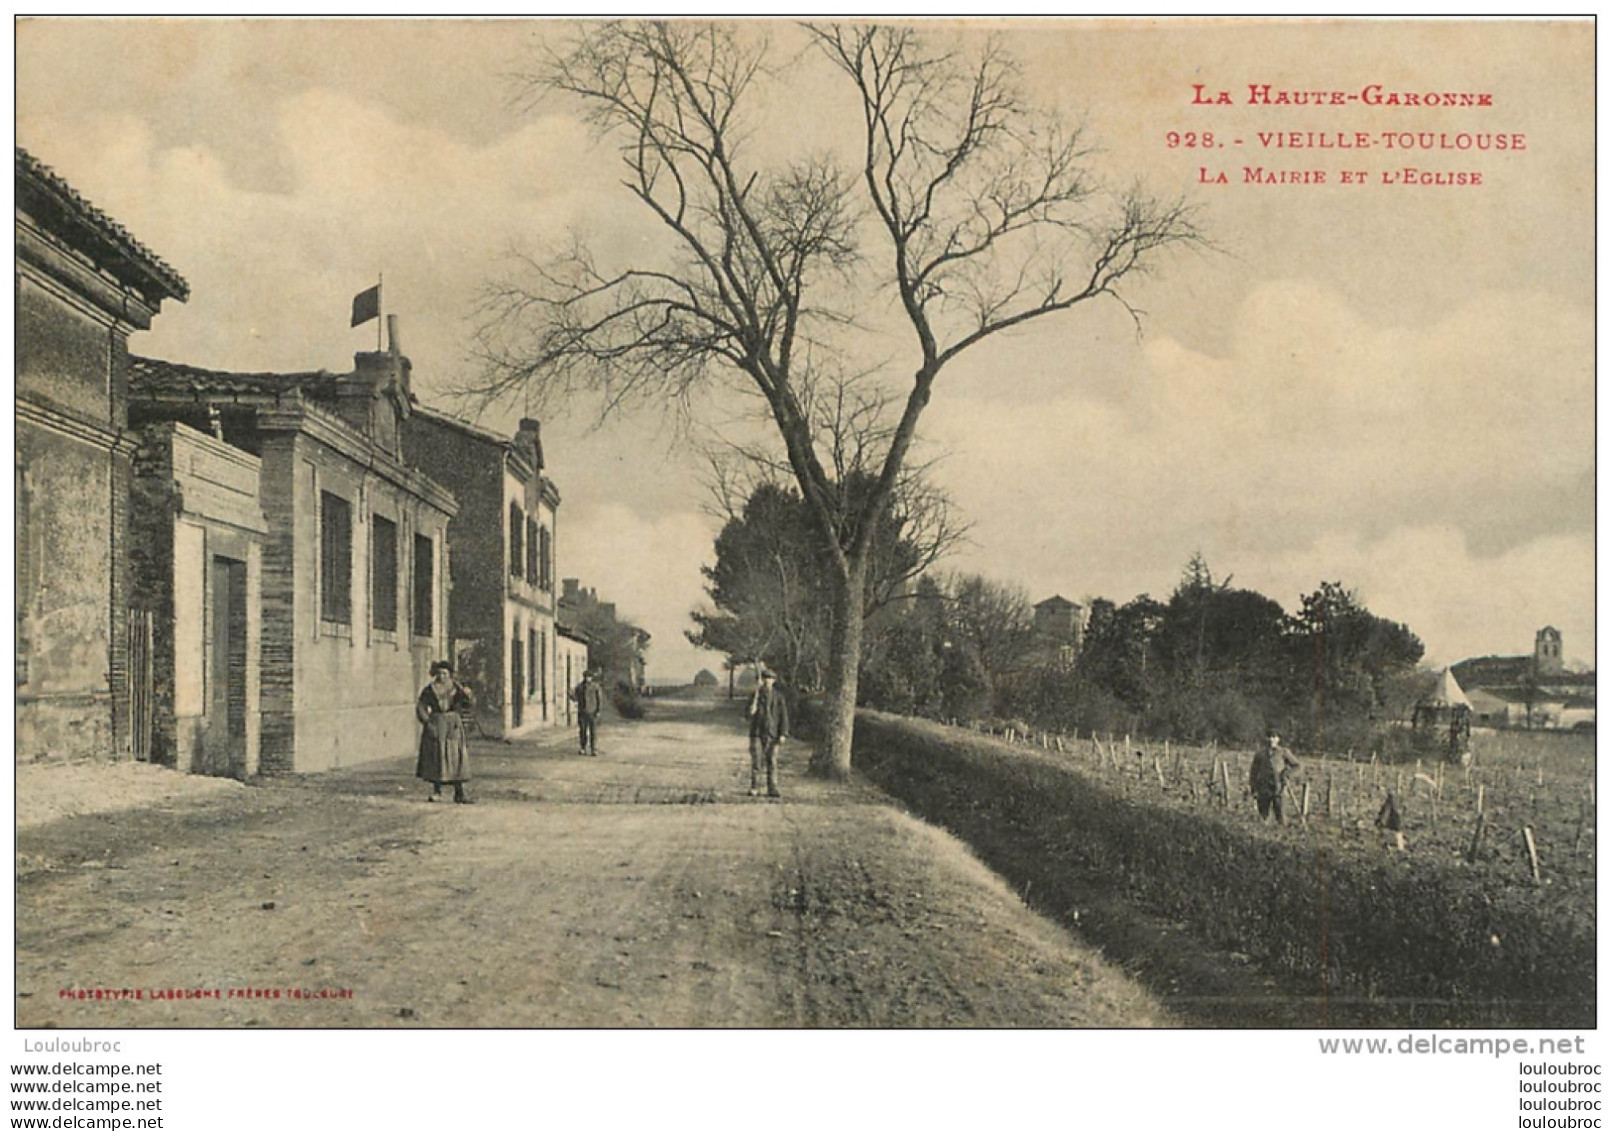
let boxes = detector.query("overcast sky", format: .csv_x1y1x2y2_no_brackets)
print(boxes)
17,18,1594,678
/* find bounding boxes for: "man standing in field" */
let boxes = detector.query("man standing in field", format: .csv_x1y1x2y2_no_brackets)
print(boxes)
573,669,605,756
747,668,790,799
1250,730,1300,822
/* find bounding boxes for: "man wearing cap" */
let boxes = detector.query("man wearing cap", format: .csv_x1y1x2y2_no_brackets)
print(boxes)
1249,729,1300,822
573,669,605,756
747,667,790,798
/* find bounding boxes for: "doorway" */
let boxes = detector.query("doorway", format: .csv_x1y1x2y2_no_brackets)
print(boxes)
207,556,248,777
510,630,524,729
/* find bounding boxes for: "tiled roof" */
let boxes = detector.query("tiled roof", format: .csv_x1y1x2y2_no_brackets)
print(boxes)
1035,594,1080,609
16,148,190,303
410,401,511,447
129,355,336,399
1453,654,1596,690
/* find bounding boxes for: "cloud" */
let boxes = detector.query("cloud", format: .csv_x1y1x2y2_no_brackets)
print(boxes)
926,282,1594,662
18,91,598,386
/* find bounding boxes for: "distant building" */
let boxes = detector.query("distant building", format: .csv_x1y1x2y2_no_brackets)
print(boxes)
559,578,650,688
127,326,457,775
16,147,189,764
1451,626,1595,731
1032,594,1085,666
400,410,564,736
556,626,590,723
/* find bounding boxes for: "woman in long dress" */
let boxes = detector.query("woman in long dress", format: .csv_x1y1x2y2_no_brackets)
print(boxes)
417,660,474,803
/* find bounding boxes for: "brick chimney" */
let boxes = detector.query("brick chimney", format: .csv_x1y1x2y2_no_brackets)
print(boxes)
341,315,411,454
515,417,544,472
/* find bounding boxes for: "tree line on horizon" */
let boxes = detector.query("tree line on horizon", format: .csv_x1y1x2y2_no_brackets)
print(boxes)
689,484,1426,753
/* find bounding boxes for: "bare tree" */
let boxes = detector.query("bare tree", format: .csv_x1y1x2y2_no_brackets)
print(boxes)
472,21,1201,778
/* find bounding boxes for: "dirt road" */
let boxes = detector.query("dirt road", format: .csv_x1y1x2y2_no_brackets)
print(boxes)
17,700,1170,1028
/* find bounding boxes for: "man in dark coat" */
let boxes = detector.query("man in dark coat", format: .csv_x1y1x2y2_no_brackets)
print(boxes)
573,669,605,756
747,668,790,798
1249,730,1300,822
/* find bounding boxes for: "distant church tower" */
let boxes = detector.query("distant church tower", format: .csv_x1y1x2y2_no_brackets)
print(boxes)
1535,626,1564,675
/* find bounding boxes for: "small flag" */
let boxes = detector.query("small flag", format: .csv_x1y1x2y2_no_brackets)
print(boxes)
350,284,381,327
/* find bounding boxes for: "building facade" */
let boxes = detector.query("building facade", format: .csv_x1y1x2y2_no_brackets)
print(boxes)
129,422,267,777
16,148,189,763
400,411,565,737
1032,594,1086,667
1452,627,1595,731
556,625,591,726
128,333,456,774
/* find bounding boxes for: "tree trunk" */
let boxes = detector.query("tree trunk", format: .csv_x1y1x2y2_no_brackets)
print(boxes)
811,558,867,781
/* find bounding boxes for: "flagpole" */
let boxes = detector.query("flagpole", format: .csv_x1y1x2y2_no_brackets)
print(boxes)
377,272,384,352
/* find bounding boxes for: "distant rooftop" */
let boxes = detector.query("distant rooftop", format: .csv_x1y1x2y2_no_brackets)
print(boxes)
129,355,335,399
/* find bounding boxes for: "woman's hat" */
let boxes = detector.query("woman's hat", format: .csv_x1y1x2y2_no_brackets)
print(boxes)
431,660,454,675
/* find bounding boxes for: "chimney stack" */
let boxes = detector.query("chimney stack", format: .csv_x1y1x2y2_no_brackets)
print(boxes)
516,417,544,472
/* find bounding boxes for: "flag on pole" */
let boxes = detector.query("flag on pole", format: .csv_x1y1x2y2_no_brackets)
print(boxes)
350,283,381,327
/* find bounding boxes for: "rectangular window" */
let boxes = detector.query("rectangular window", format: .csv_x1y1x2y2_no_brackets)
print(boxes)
509,502,524,579
372,514,398,632
320,490,352,625
538,628,547,703
413,533,434,637
528,627,537,695
526,516,538,583
539,526,553,592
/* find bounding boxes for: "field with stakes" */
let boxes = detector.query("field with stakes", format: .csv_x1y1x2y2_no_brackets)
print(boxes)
853,713,1596,1027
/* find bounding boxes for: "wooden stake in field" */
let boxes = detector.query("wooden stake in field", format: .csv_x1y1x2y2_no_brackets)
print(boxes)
1154,756,1166,790
1476,783,1485,817
1219,757,1233,809
1523,826,1542,886
1325,773,1334,820
1465,812,1486,865
1301,781,1311,825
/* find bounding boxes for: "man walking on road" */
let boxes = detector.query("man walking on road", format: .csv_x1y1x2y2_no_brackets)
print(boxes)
574,669,605,756
747,667,789,798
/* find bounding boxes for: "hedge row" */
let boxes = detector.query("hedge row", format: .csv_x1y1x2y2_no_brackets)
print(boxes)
853,712,1593,1028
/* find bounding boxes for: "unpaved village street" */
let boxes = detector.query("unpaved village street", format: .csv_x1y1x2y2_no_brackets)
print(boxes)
17,700,1170,1028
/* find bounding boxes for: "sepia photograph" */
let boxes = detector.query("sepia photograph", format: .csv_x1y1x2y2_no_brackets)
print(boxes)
10,13,1598,1124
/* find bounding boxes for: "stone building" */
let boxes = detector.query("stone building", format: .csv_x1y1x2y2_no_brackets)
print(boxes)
560,578,650,689
399,410,565,736
556,625,591,726
1452,626,1595,731
129,423,267,776
127,325,456,774
1032,594,1086,666
16,147,189,763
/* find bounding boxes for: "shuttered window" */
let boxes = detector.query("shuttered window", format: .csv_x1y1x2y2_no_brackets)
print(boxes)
413,533,434,637
372,514,398,632
320,491,352,625
510,502,524,579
